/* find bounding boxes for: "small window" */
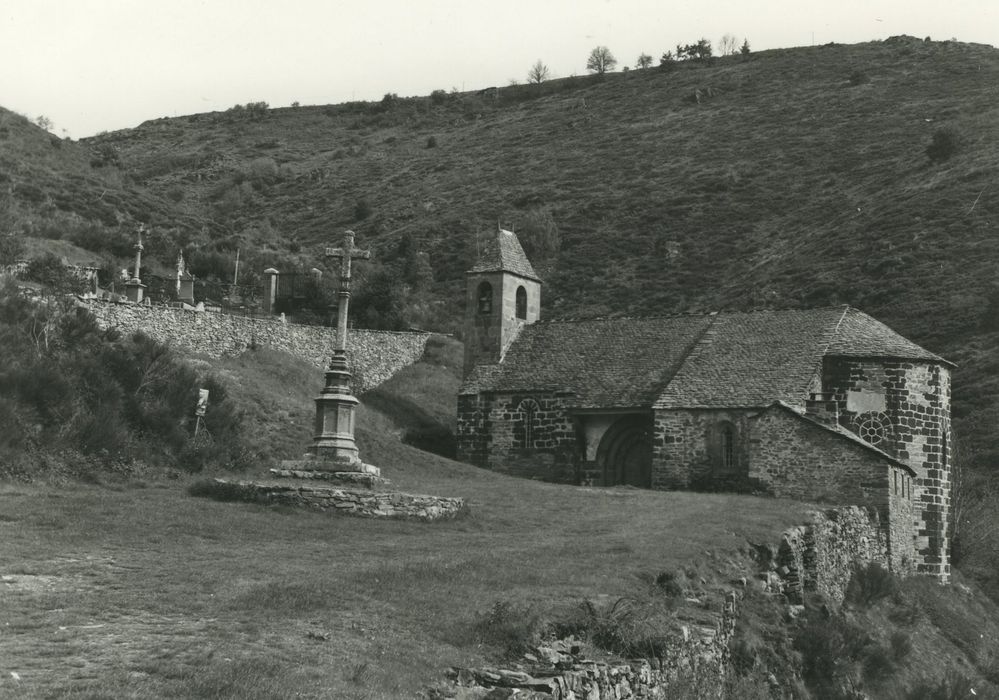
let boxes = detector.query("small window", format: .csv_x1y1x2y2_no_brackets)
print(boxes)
711,421,738,473
477,281,492,314
720,424,735,471
519,399,539,448
515,286,528,319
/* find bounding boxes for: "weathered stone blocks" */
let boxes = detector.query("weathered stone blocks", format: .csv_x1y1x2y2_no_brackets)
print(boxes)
84,300,429,392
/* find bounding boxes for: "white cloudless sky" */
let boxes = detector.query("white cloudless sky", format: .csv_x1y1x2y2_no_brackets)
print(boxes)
1,0,996,138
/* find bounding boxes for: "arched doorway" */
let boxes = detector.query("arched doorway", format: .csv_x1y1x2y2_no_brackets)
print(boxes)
596,415,653,488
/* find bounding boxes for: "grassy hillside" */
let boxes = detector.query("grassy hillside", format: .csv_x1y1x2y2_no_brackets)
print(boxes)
44,37,996,454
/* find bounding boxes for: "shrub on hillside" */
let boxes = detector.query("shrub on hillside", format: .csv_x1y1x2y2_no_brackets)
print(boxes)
472,601,544,657
0,281,249,476
845,562,898,607
795,611,893,696
0,233,25,265
24,253,88,294
926,126,963,163
848,69,870,86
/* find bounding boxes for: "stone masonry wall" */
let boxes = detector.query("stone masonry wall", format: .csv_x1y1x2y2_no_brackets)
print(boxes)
748,407,894,506
84,300,429,393
457,392,577,482
214,479,467,521
456,393,488,467
651,409,754,489
764,506,890,605
822,358,951,580
888,469,917,574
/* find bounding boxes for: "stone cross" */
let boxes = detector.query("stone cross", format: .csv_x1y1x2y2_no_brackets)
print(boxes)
132,224,146,283
324,230,370,352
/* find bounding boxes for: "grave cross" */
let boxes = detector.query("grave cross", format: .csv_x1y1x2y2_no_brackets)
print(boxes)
324,230,370,352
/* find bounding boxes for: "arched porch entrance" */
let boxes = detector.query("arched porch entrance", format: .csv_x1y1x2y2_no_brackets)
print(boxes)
596,415,653,488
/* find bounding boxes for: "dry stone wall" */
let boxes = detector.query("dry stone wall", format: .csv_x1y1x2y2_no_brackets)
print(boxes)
213,479,467,521
758,506,890,605
84,300,429,392
438,594,739,699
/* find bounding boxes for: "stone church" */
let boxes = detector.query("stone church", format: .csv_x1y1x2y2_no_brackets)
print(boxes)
457,229,952,581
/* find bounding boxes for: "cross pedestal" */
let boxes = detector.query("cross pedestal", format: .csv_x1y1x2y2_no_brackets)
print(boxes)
286,230,377,475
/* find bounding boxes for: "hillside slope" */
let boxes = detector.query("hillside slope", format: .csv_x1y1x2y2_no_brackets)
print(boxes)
4,38,999,447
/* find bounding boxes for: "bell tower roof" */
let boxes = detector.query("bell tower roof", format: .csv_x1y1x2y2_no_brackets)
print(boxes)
467,229,541,282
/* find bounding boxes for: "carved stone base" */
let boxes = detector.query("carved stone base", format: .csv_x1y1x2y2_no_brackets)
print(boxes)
308,349,366,469
277,460,382,480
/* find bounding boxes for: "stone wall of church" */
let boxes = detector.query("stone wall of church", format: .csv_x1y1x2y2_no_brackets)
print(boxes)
456,392,577,481
84,300,429,393
822,358,951,581
747,406,916,574
651,409,754,490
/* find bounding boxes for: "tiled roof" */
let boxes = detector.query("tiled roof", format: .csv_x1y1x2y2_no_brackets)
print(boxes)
825,307,949,364
466,229,541,281
464,306,950,410
654,308,843,408
461,315,714,408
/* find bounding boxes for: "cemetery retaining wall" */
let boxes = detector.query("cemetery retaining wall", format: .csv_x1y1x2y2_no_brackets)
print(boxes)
83,300,429,392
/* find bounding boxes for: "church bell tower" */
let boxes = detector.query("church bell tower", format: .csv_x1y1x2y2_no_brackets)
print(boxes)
463,229,542,376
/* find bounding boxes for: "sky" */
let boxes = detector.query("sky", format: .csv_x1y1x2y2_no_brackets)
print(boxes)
1,0,996,139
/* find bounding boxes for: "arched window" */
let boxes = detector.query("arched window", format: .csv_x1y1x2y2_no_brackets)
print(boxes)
515,286,528,320
720,423,735,471
518,399,539,448
710,421,738,473
477,281,492,314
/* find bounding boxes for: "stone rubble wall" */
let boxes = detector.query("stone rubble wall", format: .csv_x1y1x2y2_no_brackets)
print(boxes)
83,300,429,392
757,506,889,605
435,506,906,698
214,479,467,522
437,593,739,700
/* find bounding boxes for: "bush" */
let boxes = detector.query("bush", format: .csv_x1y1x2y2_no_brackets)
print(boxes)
907,671,978,700
0,286,248,476
845,562,898,607
0,233,25,265
848,69,870,86
472,601,544,657
926,126,963,163
354,199,372,221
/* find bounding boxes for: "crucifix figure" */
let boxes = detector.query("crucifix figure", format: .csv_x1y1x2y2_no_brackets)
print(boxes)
304,230,378,473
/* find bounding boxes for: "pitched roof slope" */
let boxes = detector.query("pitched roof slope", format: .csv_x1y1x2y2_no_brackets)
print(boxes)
826,307,950,364
461,315,714,408
464,306,950,410
654,308,842,408
466,229,541,281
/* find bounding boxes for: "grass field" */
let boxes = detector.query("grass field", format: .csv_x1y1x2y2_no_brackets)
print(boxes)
0,472,810,698
0,341,815,698
4,339,999,698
